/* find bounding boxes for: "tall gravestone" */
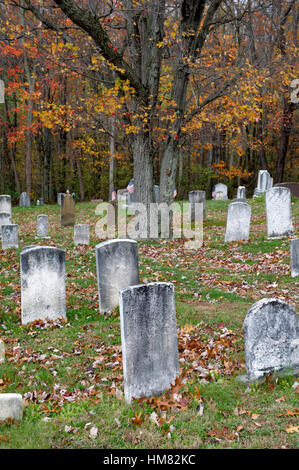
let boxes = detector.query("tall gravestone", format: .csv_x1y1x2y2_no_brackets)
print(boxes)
1,224,18,249
19,192,30,207
254,170,272,197
214,183,228,200
61,193,75,227
0,213,11,239
20,246,66,324
265,186,293,238
119,282,179,403
225,202,251,242
189,190,206,220
290,239,299,278
237,186,246,200
74,224,90,245
0,195,12,215
242,298,299,381
37,215,49,238
95,239,139,313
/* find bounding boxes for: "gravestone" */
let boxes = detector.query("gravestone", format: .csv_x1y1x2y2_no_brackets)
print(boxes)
189,190,206,220
254,170,272,197
74,224,90,245
242,298,299,382
290,239,299,278
95,239,139,313
237,186,246,199
265,186,293,238
225,202,251,242
57,193,66,206
20,246,66,324
19,192,30,207
215,191,224,200
119,282,179,403
0,394,23,421
37,215,49,238
0,195,12,215
214,183,228,200
0,339,4,363
0,213,12,239
61,193,75,227
1,224,18,249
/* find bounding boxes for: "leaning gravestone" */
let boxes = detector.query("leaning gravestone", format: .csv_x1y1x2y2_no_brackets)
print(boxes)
265,186,293,238
0,213,12,239
189,190,206,220
241,298,299,382
237,186,246,200
0,195,12,215
214,183,228,200
20,246,66,324
225,202,251,242
290,239,299,278
74,224,90,245
1,224,18,249
95,239,139,313
19,192,30,207
119,282,179,404
36,215,49,238
0,394,23,421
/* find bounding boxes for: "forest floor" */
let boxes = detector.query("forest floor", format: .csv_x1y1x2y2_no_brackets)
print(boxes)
0,196,298,449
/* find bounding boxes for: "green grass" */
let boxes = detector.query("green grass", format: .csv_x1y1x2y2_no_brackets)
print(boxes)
0,196,298,449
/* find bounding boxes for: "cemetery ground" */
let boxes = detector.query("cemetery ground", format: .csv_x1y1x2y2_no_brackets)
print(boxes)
0,198,298,450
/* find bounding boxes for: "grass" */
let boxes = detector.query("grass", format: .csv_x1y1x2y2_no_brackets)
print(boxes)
0,196,298,449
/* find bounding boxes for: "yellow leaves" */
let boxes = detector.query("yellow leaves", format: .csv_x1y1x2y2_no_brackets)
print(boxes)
285,425,299,434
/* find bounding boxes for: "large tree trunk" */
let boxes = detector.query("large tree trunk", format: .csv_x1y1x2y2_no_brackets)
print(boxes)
276,95,295,183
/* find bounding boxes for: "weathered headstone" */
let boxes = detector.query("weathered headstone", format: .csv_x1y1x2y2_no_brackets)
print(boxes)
254,170,272,197
237,186,246,199
0,213,12,239
265,186,293,238
74,224,90,245
290,239,299,278
1,224,18,249
0,394,23,421
0,339,4,363
37,215,49,238
225,202,251,242
20,246,66,324
95,239,139,313
0,195,12,215
19,192,30,207
61,193,75,227
215,191,224,200
242,298,299,382
189,190,206,220
214,183,228,200
119,282,179,403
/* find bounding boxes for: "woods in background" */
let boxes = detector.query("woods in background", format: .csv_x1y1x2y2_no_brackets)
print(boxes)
0,0,298,204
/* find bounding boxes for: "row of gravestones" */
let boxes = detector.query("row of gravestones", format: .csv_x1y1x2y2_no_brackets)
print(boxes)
0,240,298,419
